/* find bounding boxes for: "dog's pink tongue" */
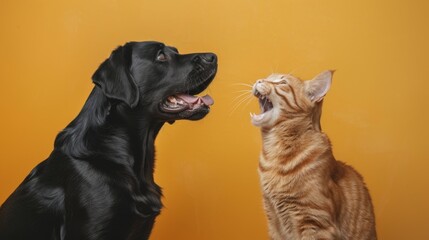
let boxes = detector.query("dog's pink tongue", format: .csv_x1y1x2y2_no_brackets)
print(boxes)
176,94,214,106
201,95,214,105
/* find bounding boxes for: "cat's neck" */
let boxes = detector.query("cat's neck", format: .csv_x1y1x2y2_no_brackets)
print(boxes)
260,115,332,161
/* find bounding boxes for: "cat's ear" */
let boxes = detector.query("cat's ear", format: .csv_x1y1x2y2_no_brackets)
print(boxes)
305,70,334,102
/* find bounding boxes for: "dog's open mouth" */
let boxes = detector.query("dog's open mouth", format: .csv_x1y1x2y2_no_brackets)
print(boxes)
251,90,273,124
159,61,217,120
161,94,214,113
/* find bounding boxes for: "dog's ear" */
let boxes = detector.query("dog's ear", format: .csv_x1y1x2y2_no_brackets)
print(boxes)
92,43,140,108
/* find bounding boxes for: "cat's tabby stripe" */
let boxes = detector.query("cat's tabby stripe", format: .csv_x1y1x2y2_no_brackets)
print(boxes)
273,87,300,112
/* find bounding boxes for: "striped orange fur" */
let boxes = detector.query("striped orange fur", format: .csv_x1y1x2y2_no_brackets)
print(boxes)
251,71,376,240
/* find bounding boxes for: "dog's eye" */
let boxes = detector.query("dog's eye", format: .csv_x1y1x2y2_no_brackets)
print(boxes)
156,51,168,62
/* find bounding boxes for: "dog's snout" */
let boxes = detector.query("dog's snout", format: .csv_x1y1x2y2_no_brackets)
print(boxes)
201,53,217,63
193,53,217,64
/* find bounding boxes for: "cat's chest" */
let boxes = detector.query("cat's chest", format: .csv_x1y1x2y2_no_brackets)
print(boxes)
258,157,294,194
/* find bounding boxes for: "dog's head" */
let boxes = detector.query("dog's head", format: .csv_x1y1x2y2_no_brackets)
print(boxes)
92,41,217,122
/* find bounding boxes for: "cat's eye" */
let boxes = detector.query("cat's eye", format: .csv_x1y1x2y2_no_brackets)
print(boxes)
272,78,288,85
274,79,288,85
156,51,168,62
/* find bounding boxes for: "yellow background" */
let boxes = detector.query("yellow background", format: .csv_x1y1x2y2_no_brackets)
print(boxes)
1,0,429,239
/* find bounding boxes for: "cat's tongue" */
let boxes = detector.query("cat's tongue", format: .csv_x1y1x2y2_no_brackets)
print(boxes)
175,94,214,106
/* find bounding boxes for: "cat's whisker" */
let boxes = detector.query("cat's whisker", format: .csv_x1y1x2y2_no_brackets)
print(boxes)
242,94,255,110
233,89,253,94
229,94,254,116
229,99,252,117
287,69,296,76
231,95,253,111
270,62,279,75
233,92,252,99
232,83,253,88
231,91,253,104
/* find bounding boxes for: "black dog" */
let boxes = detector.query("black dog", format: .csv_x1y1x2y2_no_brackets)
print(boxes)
0,41,217,240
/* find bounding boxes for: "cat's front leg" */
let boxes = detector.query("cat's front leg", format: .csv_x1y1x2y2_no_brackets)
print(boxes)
263,196,284,240
298,217,340,240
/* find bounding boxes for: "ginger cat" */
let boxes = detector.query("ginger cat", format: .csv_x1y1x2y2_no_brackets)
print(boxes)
251,71,376,240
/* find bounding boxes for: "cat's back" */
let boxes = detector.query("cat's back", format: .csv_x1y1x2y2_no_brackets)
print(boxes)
333,161,377,240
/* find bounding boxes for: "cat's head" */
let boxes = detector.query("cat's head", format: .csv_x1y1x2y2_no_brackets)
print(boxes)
251,70,333,128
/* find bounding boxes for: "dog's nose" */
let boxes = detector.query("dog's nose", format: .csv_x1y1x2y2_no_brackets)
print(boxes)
193,53,217,64
201,53,217,63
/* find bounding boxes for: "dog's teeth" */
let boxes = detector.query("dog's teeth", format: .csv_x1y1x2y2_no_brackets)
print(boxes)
168,96,177,104
177,99,184,105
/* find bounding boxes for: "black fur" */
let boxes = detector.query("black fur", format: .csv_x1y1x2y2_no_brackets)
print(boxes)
0,41,217,240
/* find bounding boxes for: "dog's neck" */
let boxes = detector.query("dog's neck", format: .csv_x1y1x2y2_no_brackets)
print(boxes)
54,87,165,182
130,118,164,183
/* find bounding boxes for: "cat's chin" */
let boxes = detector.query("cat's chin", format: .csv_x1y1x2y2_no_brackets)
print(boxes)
250,111,272,127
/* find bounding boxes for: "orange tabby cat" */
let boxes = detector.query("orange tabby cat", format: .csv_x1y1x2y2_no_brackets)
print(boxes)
251,71,376,240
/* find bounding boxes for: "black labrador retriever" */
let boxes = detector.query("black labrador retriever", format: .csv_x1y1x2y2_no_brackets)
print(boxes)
0,41,217,240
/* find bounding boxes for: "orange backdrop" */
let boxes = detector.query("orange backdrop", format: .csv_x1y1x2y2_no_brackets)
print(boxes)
1,0,429,239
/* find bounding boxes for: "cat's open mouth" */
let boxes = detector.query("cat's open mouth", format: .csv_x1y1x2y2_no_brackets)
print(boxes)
251,90,274,125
